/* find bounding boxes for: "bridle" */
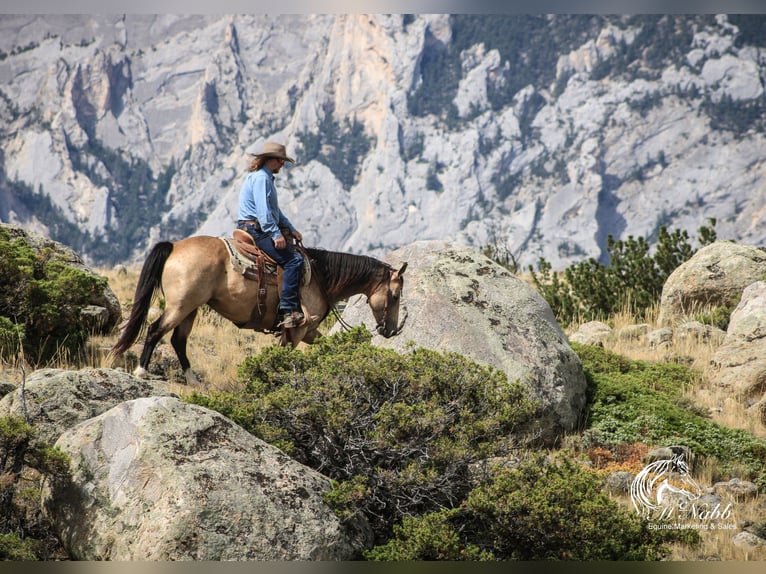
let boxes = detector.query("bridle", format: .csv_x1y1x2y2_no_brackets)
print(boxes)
332,265,407,336
375,266,407,336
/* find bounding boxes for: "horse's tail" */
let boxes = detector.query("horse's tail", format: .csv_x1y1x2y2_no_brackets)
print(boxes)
110,241,174,356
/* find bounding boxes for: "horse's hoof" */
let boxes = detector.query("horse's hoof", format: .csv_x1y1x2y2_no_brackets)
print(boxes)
184,369,200,386
133,366,148,378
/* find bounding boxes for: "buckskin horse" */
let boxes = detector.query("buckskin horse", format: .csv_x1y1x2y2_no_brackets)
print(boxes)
110,232,407,384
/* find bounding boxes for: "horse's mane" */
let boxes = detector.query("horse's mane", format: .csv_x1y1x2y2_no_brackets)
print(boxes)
304,247,389,300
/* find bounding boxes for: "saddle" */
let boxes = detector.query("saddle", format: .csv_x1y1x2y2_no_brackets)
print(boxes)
221,230,311,325
228,228,279,280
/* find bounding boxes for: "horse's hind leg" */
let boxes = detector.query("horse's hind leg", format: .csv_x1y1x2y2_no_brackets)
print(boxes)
134,308,197,383
171,310,199,385
134,315,169,378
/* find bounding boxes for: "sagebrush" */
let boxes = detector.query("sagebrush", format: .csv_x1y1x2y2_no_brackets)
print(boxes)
187,327,538,543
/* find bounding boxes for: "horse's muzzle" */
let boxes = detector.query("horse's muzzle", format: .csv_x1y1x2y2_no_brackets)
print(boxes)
377,307,407,338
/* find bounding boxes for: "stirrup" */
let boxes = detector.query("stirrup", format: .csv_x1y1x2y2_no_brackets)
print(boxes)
279,310,305,329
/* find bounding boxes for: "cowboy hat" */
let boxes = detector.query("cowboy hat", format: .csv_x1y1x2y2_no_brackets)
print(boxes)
250,141,295,163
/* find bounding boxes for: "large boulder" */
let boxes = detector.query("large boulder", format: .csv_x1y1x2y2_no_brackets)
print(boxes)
0,368,175,445
707,281,766,406
658,241,766,325
44,396,371,560
333,240,587,445
0,223,122,334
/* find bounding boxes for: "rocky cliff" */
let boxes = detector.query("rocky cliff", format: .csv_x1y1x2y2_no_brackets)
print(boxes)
1,14,765,268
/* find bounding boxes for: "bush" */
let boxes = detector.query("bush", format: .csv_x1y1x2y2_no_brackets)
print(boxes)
0,416,70,560
186,327,538,542
0,228,107,364
366,454,698,560
528,221,717,326
575,343,766,490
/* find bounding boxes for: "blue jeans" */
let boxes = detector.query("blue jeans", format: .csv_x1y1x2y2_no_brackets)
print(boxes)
238,223,303,312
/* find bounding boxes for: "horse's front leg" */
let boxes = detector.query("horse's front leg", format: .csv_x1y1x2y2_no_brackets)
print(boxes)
280,326,308,348
301,328,321,344
278,310,321,348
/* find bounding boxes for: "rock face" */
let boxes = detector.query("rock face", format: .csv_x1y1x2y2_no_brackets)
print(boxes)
44,396,371,560
0,223,122,334
333,240,587,444
708,281,766,404
658,241,766,325
2,16,766,271
0,367,174,445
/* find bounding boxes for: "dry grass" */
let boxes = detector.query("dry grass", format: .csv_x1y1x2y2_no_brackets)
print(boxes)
570,303,766,441
564,304,766,561
93,265,278,394
1,265,764,561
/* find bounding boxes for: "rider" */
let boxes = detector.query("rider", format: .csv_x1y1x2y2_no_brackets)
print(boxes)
237,141,305,329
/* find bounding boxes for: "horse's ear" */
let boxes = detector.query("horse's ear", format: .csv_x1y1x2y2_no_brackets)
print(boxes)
397,262,408,276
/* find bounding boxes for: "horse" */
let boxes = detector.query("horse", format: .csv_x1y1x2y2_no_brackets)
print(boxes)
630,453,701,518
110,235,407,384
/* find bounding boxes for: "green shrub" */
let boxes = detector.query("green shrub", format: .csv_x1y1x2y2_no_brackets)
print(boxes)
0,532,38,561
0,416,70,560
364,508,492,560
575,343,766,490
0,228,107,364
187,327,538,542
367,455,698,560
528,221,717,326
694,303,736,331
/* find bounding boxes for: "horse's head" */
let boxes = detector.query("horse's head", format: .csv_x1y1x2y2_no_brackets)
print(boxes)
368,262,407,338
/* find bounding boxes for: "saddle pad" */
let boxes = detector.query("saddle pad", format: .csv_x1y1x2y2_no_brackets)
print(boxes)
221,237,311,285
221,237,271,277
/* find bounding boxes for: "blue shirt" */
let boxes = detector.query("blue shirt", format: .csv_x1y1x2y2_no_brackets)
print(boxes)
237,167,295,241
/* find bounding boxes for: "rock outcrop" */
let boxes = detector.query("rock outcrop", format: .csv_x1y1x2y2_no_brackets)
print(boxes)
658,241,766,325
2,16,766,271
44,396,371,560
0,367,174,444
708,281,766,406
333,240,587,444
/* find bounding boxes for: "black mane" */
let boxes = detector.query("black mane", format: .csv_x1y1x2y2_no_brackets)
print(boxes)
304,247,389,300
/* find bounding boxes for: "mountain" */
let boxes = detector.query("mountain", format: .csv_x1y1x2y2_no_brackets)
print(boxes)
1,14,765,269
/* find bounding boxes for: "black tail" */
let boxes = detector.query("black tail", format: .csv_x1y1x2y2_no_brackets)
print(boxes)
111,242,174,356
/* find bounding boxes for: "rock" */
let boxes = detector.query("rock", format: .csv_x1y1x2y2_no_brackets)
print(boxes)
0,223,122,334
696,493,723,509
616,323,649,341
676,320,727,345
659,242,766,326
0,368,175,445
754,396,766,426
708,281,766,401
604,470,634,494
712,478,759,500
3,17,766,275
44,396,371,560
568,321,612,346
80,304,112,333
732,531,766,552
332,241,587,445
647,327,674,348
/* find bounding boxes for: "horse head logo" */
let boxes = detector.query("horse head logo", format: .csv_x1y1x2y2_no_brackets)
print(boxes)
630,453,701,518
